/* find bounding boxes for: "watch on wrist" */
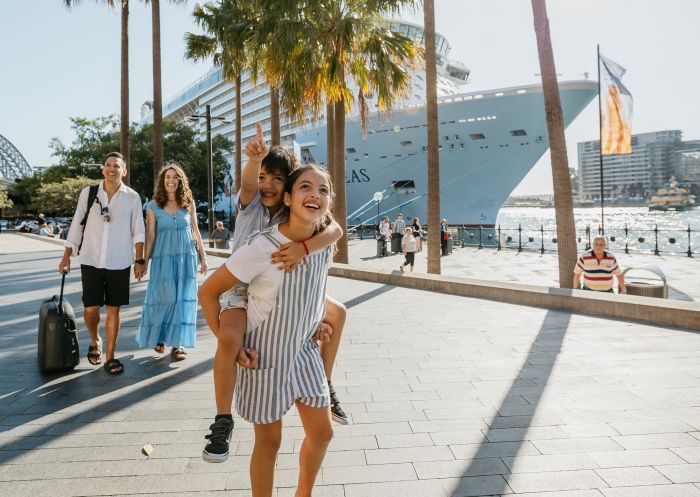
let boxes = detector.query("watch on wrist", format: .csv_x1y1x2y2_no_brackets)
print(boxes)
135,259,145,265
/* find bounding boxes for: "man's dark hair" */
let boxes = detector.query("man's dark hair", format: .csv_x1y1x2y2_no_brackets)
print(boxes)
105,151,126,164
261,145,299,178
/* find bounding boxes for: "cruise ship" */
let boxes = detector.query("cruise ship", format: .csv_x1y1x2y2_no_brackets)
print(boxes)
148,19,597,226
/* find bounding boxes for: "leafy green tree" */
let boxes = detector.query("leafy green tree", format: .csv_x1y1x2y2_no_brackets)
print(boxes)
10,174,43,209
34,177,98,215
0,189,13,209
48,116,233,205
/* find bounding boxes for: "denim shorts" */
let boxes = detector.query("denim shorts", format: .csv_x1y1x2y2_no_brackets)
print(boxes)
220,282,249,313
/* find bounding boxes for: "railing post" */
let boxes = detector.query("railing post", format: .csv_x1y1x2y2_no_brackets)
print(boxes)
624,223,629,254
497,225,502,251
518,223,522,253
478,225,483,249
689,225,693,258
540,224,545,254
654,224,660,256
359,225,363,240
586,224,591,250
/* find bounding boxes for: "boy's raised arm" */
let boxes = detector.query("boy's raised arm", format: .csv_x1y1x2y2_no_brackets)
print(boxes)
238,122,269,209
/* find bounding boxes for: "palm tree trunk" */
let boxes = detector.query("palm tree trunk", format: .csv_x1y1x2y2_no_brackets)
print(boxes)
151,0,164,180
333,99,348,263
270,86,281,145
120,0,130,185
326,100,335,215
532,0,577,287
423,0,441,275
234,74,242,193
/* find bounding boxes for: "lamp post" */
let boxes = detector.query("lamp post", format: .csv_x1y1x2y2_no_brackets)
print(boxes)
186,104,231,246
373,191,383,232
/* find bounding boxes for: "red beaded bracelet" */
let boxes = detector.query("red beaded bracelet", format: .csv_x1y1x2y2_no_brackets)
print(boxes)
301,240,309,256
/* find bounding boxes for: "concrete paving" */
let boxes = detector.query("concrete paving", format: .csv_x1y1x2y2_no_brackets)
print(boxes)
2,232,700,497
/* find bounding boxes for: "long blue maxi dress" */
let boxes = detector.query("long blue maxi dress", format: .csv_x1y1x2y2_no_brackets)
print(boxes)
136,201,198,348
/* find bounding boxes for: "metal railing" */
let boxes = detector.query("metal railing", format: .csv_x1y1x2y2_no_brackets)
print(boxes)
348,223,698,257
453,224,698,257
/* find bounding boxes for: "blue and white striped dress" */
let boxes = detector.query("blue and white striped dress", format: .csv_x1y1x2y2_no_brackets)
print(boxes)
234,230,332,424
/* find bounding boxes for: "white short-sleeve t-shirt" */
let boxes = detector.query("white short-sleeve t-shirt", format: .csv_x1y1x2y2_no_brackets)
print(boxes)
224,225,291,331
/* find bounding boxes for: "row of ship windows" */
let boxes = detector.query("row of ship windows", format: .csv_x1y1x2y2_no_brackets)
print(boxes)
368,115,499,134
344,141,536,159
348,129,529,153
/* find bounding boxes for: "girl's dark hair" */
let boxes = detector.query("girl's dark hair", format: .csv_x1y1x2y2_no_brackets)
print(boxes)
153,164,194,209
284,164,335,235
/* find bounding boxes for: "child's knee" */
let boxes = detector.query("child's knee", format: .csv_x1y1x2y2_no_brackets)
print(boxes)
324,298,347,324
255,432,282,454
217,310,246,352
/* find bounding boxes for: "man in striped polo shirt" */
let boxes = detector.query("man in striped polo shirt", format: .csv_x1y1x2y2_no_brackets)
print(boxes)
573,236,627,293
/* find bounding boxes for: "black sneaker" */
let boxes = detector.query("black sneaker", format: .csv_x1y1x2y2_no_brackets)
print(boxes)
202,417,234,463
328,381,349,425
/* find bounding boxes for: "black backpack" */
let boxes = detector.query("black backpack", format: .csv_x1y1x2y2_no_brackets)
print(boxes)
77,185,99,255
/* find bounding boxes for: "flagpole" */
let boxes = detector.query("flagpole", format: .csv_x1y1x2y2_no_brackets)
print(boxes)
597,44,605,235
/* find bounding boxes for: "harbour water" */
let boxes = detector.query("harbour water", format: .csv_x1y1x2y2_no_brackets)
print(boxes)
487,207,700,255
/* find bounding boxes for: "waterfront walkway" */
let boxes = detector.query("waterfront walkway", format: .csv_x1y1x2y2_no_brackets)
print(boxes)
2,232,700,497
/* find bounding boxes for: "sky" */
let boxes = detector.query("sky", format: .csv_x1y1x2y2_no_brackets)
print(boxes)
1,0,699,194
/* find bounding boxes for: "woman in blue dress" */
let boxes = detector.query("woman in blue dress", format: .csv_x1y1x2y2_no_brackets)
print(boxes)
136,164,207,360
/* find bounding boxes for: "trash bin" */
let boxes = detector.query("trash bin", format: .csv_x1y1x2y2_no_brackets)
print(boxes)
376,237,387,257
442,238,453,255
391,233,402,254
622,264,668,298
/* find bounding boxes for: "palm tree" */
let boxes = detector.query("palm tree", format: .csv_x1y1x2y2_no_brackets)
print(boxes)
262,1,420,263
185,0,249,194
423,0,440,275
63,0,131,185
147,0,187,180
531,0,577,287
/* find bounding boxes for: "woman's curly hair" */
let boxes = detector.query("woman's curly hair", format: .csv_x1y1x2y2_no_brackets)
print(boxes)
153,164,193,209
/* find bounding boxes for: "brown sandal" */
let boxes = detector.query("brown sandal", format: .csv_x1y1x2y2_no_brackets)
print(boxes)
154,342,165,354
170,347,187,361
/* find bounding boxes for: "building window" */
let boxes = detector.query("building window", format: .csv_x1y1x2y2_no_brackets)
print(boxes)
470,133,486,140
510,130,527,136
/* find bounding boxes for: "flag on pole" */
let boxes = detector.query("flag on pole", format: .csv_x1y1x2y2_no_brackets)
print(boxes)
599,54,633,155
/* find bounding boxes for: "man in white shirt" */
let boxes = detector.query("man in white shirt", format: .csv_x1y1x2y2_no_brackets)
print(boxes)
58,152,146,375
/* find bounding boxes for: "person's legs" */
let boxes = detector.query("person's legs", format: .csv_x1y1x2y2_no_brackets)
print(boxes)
214,308,246,415
203,306,246,462
251,420,282,497
321,296,348,425
104,305,121,361
295,401,333,497
320,296,345,380
83,306,101,349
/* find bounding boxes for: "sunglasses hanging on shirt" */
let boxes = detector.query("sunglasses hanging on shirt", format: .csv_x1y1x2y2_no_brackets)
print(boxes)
94,197,110,223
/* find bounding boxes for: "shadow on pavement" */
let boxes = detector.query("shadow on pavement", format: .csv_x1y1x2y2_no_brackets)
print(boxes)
448,309,571,497
0,357,213,464
343,284,396,309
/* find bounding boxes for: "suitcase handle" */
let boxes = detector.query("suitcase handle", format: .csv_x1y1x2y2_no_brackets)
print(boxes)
58,272,67,316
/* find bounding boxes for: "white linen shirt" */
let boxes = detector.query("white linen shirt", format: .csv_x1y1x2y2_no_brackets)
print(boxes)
65,181,146,270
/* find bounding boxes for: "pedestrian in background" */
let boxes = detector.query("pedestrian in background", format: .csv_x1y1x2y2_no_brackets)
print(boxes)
573,235,626,293
411,217,422,252
136,164,208,361
400,226,417,272
211,220,230,250
440,219,449,255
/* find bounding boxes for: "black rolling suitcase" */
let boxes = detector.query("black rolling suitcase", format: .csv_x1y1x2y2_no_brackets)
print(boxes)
38,273,79,373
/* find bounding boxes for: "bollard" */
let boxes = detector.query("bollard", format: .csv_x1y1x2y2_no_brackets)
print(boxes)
540,225,545,255
586,225,591,250
518,224,522,253
624,224,629,254
654,224,660,256
497,225,502,251
689,225,693,258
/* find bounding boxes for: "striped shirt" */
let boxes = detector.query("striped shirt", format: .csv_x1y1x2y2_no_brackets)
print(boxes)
574,249,621,291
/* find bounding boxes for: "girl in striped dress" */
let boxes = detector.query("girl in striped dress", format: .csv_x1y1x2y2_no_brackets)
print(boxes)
198,164,335,497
